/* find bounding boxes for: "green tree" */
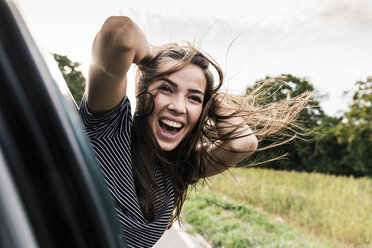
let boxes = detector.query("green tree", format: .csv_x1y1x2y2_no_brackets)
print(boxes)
245,74,325,127
335,77,372,176
304,77,372,177
243,74,326,171
53,53,86,104
250,75,372,177
300,116,349,175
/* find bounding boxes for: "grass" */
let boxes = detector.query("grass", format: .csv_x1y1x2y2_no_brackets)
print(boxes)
182,189,332,247
185,168,372,247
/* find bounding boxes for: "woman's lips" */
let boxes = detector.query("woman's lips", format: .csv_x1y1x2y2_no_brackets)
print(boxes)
158,119,183,140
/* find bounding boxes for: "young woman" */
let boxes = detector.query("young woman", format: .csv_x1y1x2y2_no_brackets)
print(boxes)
79,16,309,247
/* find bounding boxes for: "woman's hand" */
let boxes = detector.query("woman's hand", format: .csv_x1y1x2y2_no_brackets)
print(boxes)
139,43,179,65
215,101,257,151
199,101,258,179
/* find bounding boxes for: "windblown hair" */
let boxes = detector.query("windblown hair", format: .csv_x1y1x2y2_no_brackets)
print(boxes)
131,45,311,224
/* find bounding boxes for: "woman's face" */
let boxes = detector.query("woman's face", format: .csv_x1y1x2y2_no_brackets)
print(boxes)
147,59,207,151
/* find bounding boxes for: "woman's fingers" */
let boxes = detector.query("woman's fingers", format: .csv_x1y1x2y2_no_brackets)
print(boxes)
150,43,179,58
139,43,178,65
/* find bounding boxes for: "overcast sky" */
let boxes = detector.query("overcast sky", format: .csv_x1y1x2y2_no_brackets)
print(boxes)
17,0,372,116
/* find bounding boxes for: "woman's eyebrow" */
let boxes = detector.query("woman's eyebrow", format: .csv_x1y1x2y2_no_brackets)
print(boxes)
189,89,204,95
160,78,204,95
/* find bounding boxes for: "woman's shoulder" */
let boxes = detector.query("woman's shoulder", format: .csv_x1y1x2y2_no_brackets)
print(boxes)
79,95,132,139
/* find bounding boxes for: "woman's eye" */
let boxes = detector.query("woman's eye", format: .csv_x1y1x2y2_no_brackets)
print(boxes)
189,96,202,103
159,85,172,93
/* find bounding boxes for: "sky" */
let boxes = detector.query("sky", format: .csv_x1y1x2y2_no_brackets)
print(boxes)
16,0,372,116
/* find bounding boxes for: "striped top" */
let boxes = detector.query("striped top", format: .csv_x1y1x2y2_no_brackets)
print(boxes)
79,96,175,248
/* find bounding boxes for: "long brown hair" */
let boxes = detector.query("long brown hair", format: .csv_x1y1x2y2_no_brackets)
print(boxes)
131,45,311,223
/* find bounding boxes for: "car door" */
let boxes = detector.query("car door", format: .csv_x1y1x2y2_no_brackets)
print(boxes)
0,0,126,247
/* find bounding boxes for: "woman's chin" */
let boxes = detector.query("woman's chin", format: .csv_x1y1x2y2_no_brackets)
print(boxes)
158,140,179,151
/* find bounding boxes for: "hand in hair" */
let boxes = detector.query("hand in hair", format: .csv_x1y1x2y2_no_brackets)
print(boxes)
141,43,179,64
201,101,258,178
217,102,258,152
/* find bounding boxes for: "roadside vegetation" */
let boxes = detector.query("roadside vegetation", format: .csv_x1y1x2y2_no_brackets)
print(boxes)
183,189,332,248
182,168,372,247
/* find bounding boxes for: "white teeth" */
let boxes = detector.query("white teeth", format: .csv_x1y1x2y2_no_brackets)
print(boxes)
160,119,182,128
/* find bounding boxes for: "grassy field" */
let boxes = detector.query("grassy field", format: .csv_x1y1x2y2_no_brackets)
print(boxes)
181,168,372,247
183,189,332,247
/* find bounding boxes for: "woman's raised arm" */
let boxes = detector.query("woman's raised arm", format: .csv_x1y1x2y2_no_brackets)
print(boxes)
86,16,151,113
201,103,258,178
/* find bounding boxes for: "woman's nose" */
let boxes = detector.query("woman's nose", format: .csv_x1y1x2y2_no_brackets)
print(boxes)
168,98,186,114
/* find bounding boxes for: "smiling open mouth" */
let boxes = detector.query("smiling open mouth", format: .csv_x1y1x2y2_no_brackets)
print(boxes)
159,119,183,135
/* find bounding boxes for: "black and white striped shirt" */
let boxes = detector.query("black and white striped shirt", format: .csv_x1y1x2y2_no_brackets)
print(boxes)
79,96,175,248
